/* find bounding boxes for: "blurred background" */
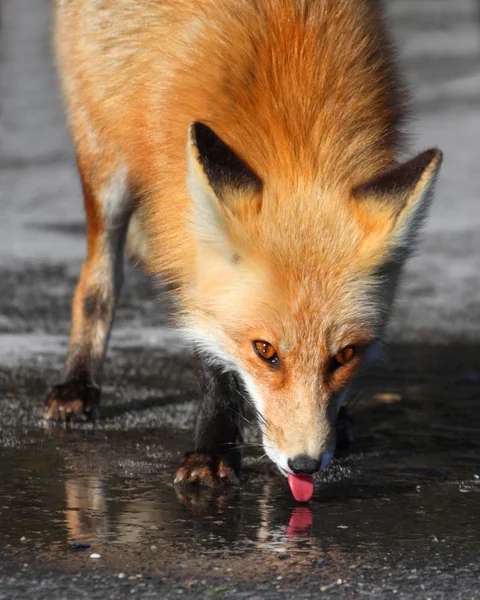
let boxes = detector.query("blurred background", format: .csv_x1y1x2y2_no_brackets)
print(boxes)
1,0,479,353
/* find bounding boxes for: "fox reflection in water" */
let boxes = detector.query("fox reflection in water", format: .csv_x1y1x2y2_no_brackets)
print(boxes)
63,465,316,551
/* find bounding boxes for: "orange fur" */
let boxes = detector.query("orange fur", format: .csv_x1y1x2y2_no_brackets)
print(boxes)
54,0,404,282
53,0,442,466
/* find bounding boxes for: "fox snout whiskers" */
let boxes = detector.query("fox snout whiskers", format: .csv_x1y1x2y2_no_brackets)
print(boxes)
261,422,336,477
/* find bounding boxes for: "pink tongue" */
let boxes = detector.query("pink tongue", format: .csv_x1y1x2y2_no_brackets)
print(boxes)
288,473,314,502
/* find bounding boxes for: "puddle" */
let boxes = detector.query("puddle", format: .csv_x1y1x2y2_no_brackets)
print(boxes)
1,345,480,583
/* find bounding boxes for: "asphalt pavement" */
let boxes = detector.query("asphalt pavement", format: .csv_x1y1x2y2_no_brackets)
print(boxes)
1,1,480,598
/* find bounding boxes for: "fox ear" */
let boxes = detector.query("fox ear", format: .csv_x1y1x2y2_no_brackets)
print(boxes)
186,122,262,246
188,122,262,200
353,148,443,255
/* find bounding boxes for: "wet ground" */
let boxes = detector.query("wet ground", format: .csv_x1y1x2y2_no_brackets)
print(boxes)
2,333,480,599
2,0,480,598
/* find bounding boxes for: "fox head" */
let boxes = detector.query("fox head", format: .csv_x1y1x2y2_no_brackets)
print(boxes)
183,121,442,476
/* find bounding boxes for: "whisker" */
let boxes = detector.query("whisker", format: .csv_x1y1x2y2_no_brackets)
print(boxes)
235,443,269,451
229,407,254,428
234,388,273,434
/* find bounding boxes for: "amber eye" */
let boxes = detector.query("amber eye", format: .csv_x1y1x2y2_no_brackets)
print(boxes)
332,346,356,368
253,341,280,369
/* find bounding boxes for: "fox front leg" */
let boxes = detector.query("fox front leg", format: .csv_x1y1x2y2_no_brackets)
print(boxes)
174,356,245,487
43,150,132,422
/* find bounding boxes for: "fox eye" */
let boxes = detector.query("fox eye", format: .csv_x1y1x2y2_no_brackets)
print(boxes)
253,341,280,370
332,346,356,368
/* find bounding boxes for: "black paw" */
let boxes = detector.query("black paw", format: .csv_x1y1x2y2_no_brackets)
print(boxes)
174,451,241,487
43,380,100,422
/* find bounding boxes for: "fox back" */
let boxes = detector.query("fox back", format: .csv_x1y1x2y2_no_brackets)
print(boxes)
53,0,442,474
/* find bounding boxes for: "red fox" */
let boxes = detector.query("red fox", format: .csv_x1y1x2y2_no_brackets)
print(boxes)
46,0,442,501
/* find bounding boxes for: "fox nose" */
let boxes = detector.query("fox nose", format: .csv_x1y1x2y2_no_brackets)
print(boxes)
288,454,321,475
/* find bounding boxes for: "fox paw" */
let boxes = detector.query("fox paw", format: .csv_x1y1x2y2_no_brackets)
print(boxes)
43,380,100,422
174,451,241,487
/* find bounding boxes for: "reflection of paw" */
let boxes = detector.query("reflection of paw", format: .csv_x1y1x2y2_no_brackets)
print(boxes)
174,451,241,487
174,486,230,515
43,380,100,422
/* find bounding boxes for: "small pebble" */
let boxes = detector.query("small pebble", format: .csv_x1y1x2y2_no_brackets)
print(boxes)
320,579,343,592
118,573,126,579
337,525,349,529
90,553,101,559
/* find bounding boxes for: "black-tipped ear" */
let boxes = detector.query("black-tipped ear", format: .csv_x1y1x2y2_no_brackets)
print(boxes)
189,122,262,200
353,148,443,253
353,149,443,214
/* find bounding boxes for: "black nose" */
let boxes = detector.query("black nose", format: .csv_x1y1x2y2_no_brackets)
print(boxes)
288,455,321,475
